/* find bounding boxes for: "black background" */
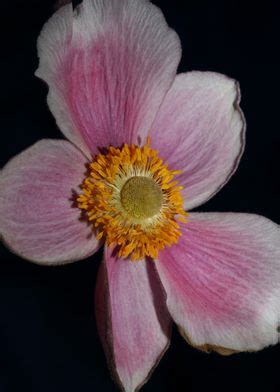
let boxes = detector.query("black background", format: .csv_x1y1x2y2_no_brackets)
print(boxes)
1,0,280,391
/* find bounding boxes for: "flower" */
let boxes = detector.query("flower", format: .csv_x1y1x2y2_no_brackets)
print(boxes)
0,0,280,391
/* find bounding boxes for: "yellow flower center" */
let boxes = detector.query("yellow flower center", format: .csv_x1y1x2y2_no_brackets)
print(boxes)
77,138,187,260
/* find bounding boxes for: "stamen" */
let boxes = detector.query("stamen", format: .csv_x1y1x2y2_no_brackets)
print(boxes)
77,139,187,260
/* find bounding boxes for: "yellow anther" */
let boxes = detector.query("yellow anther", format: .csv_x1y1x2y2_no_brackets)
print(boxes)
77,138,187,260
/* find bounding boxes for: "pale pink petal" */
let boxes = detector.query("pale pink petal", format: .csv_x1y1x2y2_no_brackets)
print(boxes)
151,72,245,210
36,0,181,158
156,213,280,352
95,246,171,392
0,140,99,264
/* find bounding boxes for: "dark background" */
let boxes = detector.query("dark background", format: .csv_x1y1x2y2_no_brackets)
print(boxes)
1,0,280,391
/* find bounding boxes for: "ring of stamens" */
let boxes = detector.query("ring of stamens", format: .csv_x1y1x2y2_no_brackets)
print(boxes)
77,138,187,260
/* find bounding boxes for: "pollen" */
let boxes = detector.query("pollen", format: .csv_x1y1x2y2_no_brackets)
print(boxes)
77,138,187,261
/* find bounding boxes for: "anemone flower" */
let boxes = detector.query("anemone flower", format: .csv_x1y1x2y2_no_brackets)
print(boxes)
1,0,280,391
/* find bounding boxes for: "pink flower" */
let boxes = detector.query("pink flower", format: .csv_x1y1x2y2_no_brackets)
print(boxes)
1,0,280,391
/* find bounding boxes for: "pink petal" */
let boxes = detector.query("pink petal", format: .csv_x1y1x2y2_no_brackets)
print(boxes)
95,246,171,392
156,213,280,352
36,0,181,158
150,72,245,210
0,140,99,264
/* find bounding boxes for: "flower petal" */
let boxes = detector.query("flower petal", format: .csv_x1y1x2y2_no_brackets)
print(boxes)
150,72,245,210
156,213,280,352
36,0,181,157
95,246,171,392
0,140,99,264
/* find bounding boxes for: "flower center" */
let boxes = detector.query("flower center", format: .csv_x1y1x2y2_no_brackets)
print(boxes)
77,138,187,260
120,176,163,219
